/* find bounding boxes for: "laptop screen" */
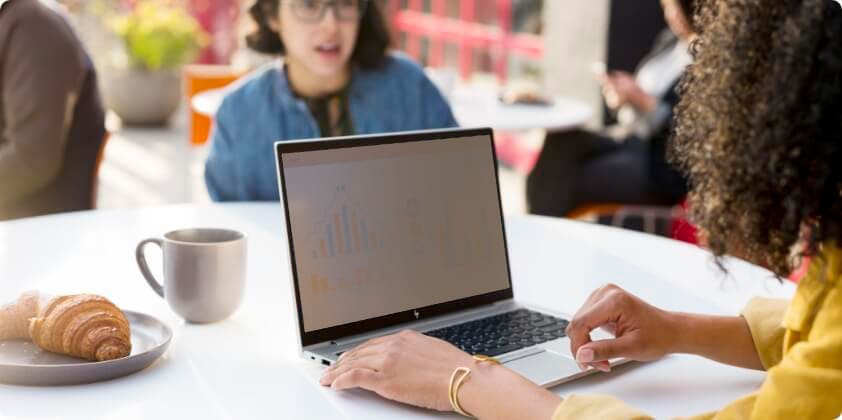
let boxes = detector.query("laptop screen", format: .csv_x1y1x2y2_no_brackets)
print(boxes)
277,129,513,345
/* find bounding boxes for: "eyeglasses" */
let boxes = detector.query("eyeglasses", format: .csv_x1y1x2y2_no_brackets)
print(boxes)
288,0,369,23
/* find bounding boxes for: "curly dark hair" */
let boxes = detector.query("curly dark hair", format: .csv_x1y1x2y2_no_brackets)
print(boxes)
670,0,842,276
246,0,391,69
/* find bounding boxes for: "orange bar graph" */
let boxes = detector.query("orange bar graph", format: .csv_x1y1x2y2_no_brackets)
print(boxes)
351,211,361,253
311,274,319,294
334,213,344,255
320,239,327,258
311,274,329,294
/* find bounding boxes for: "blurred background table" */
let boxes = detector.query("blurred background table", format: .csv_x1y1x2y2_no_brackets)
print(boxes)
191,85,592,132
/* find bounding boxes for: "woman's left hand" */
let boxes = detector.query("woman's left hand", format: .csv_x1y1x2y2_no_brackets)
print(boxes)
320,330,563,419
319,330,475,411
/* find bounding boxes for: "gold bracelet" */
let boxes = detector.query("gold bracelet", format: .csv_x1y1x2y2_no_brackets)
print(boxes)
448,355,502,418
472,354,501,365
449,367,474,418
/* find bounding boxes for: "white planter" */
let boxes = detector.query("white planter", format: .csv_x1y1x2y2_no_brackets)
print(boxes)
104,67,182,126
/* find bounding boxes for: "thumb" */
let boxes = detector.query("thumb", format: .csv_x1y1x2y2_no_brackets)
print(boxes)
576,334,637,363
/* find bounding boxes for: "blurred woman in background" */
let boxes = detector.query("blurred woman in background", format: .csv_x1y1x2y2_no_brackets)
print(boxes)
205,0,457,201
527,0,696,219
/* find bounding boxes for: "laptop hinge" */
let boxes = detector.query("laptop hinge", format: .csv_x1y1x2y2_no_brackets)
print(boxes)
306,300,518,350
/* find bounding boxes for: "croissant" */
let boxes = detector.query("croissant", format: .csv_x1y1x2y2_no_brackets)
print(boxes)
0,291,132,362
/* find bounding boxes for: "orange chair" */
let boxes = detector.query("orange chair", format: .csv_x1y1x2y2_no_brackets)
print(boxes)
183,65,246,146
566,204,624,220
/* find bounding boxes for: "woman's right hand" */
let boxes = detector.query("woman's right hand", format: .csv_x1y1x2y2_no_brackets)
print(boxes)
600,71,656,112
566,284,678,372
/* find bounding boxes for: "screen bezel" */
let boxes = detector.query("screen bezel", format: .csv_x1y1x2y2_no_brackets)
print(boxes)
275,128,514,347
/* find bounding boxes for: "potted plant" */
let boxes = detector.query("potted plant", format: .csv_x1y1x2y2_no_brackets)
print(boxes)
103,1,207,126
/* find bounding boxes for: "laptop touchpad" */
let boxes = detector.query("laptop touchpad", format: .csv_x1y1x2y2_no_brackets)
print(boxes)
505,351,582,387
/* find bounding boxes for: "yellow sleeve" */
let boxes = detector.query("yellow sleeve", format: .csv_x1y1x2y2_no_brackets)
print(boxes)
748,279,842,418
740,297,788,369
552,395,652,420
699,280,842,419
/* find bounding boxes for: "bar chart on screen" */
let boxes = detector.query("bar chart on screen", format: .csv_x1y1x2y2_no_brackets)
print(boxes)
309,268,374,295
302,184,389,297
303,183,494,271
300,180,495,300
305,185,388,260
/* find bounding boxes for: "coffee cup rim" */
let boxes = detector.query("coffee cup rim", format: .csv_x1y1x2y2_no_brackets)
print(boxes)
163,228,246,245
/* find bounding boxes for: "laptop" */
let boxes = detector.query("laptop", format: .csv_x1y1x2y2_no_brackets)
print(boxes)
274,127,622,387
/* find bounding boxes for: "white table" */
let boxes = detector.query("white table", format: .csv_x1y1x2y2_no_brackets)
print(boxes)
447,88,592,131
0,204,794,419
191,87,592,132
191,87,226,118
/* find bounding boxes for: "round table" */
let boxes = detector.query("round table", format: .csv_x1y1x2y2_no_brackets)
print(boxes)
0,204,794,419
191,87,225,118
447,88,592,131
191,87,592,132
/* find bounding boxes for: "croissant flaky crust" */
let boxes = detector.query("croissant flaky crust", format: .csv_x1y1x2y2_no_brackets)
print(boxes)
0,292,132,362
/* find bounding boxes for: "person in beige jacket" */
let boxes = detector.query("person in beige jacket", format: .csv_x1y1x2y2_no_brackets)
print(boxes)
0,0,105,220
319,0,842,418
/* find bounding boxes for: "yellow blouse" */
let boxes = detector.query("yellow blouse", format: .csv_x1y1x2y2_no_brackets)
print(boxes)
553,245,842,419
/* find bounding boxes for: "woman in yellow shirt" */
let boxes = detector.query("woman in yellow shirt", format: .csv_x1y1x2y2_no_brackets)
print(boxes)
319,0,842,418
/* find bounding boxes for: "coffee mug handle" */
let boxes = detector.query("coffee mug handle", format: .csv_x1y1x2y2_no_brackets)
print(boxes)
136,238,165,298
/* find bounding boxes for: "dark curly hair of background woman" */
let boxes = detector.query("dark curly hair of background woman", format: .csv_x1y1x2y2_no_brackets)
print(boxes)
670,0,842,276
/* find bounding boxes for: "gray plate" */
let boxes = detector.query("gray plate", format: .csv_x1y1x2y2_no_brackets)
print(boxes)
0,311,172,386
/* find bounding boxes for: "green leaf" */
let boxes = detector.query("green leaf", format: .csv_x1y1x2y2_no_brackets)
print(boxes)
110,1,208,71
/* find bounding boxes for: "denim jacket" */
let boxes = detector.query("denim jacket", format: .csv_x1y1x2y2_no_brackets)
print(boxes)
205,53,458,201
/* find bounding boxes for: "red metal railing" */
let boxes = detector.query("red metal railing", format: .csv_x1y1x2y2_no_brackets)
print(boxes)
184,0,543,76
389,0,543,81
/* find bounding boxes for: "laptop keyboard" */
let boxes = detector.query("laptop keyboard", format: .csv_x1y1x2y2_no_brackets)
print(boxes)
424,309,569,356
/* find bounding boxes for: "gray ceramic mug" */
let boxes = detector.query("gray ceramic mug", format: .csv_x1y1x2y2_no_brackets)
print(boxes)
135,228,247,323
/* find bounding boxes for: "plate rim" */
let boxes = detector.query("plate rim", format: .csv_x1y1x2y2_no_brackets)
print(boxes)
0,310,172,369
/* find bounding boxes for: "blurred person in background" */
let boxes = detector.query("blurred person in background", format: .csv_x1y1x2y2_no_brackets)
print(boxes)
205,0,458,202
319,0,842,417
0,0,106,220
526,0,695,218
